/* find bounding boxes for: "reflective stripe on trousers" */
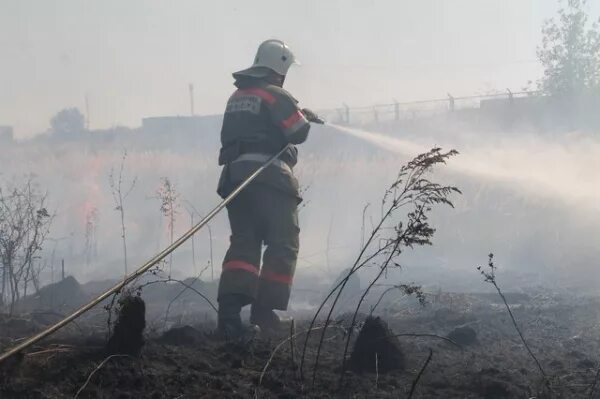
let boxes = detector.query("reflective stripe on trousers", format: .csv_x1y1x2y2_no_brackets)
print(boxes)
217,183,299,310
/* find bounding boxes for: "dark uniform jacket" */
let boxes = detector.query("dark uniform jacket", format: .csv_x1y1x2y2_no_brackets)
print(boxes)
217,76,311,201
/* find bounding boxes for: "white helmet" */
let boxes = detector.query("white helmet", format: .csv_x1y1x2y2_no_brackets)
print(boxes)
234,39,297,78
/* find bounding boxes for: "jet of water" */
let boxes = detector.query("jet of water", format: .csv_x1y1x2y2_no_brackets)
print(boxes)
326,123,600,213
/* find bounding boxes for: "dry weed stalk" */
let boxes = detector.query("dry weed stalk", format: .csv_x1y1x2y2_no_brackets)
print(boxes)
183,200,215,281
407,349,433,399
390,333,461,349
298,148,460,386
105,253,215,334
156,177,180,278
109,150,137,276
477,254,549,384
289,319,297,376
74,354,138,398
138,276,218,314
369,284,426,315
255,325,345,399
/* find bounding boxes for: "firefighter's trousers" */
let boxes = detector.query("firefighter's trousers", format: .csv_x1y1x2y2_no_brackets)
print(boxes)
218,183,299,310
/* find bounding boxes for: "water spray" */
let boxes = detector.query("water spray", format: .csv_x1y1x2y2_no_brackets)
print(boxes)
322,123,599,211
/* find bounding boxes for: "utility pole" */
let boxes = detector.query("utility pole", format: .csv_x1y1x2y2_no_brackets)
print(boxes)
447,93,455,112
84,94,90,130
61,259,65,280
507,88,514,103
189,84,195,116
190,213,197,275
342,103,350,124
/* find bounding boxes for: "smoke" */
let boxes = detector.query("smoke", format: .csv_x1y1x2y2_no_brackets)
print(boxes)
294,122,600,296
1,118,599,301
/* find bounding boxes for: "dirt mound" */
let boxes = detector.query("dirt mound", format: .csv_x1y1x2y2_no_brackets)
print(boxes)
106,294,146,356
447,325,478,345
16,276,88,313
350,316,404,373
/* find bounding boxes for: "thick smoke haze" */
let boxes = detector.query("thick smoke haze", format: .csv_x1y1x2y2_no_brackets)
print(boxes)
319,123,600,291
1,115,599,304
4,3,600,398
1,0,599,310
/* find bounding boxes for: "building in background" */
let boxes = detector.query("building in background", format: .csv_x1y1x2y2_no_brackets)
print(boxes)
0,126,13,143
142,116,206,137
141,115,223,152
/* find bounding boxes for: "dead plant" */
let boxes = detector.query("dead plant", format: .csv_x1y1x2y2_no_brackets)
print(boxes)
407,348,433,399
0,176,53,314
108,150,137,276
155,177,180,278
477,253,549,387
298,148,460,387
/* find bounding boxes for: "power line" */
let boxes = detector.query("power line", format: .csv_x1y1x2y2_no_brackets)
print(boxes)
304,59,539,71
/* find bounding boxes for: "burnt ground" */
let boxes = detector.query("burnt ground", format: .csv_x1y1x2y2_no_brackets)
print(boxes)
2,291,600,398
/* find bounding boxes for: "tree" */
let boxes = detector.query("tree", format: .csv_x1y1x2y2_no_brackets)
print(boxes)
0,177,53,314
50,108,85,137
537,0,600,96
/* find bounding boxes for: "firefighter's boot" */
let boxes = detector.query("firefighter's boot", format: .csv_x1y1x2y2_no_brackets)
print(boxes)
217,294,260,342
250,304,293,336
217,295,244,339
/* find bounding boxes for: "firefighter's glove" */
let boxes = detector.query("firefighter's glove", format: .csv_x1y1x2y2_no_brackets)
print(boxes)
302,108,325,124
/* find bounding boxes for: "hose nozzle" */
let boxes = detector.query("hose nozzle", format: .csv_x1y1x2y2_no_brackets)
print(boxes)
302,108,325,124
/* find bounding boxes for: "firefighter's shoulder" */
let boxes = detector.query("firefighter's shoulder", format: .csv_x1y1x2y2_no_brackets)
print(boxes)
263,84,299,105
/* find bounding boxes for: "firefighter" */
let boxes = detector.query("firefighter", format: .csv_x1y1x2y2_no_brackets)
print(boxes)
216,39,321,338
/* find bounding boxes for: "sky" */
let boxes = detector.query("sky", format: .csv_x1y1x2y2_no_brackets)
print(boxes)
1,0,599,138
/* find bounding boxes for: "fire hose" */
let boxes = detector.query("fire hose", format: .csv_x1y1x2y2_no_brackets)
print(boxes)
0,144,294,364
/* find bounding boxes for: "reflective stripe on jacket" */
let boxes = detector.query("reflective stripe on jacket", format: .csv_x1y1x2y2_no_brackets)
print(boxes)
217,77,310,201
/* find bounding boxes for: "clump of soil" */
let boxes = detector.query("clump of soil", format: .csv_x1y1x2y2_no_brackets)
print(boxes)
106,294,146,356
350,316,404,373
447,325,478,345
0,315,40,338
159,325,204,346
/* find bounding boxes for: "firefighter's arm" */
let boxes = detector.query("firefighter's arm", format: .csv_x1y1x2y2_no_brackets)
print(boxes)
281,110,311,145
269,90,313,145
